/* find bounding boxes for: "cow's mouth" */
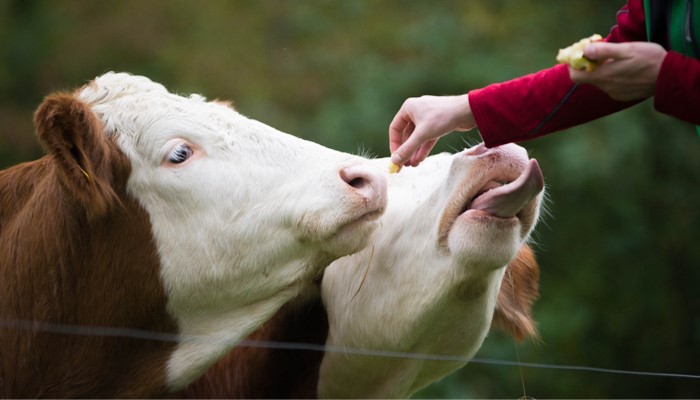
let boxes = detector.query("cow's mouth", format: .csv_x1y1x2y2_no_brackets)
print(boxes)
337,208,385,233
468,159,543,218
438,159,544,246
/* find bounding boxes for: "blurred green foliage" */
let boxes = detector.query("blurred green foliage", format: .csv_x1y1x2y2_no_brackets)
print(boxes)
1,0,699,398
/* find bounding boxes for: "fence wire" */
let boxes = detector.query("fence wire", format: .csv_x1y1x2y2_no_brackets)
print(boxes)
1,318,699,381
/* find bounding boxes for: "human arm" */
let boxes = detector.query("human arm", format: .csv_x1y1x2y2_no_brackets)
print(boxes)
652,50,700,124
569,41,700,124
390,0,654,161
467,65,643,147
448,1,655,147
389,70,637,166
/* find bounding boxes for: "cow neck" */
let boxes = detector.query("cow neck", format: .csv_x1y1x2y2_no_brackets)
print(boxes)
172,282,328,399
0,152,178,398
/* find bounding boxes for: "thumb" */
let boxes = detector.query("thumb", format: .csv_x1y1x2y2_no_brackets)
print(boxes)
391,133,425,166
584,42,627,62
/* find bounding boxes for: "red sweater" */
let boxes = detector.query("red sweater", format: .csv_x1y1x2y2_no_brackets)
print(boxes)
469,0,700,147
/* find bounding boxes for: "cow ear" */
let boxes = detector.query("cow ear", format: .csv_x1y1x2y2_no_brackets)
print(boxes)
491,245,540,341
34,93,120,218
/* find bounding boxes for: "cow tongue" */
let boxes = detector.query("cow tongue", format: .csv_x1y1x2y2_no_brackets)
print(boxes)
470,159,544,218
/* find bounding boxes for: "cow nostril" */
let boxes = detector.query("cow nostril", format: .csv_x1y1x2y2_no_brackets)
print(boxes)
347,177,367,189
339,168,367,189
339,166,380,199
338,164,387,209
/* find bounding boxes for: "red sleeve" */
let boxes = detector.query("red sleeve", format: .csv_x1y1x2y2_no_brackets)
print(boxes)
607,0,647,43
470,0,656,148
654,51,700,125
469,67,641,147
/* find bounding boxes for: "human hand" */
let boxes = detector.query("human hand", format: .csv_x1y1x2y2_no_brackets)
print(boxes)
569,41,667,101
389,94,476,167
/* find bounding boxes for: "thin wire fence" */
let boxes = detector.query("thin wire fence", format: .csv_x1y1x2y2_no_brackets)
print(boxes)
1,318,699,381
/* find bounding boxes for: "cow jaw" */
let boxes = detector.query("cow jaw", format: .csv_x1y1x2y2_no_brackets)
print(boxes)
164,279,305,390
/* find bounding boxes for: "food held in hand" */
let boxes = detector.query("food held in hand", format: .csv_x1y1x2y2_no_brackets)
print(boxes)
556,34,603,72
389,162,402,174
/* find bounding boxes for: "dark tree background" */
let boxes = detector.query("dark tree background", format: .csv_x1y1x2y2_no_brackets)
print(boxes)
1,1,699,398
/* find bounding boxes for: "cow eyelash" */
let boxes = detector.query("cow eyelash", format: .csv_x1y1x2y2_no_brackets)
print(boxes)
167,144,193,164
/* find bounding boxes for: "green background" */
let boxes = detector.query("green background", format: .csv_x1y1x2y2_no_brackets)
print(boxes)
1,1,699,398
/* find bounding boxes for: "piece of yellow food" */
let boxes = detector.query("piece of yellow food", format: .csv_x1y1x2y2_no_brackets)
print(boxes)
556,34,603,72
388,162,402,174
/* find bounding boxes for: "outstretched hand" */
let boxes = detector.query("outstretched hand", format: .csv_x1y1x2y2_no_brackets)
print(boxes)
389,94,476,167
569,41,667,101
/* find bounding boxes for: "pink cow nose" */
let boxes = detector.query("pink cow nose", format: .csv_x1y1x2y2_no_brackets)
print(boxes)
339,164,387,209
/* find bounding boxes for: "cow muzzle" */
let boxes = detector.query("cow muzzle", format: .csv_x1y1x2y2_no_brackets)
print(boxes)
339,164,387,216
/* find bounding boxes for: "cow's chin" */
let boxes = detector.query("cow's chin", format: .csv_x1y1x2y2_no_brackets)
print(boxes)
446,214,524,269
318,211,383,257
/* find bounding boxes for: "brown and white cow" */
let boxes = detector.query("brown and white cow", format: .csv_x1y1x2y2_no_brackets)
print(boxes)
0,72,387,398
178,143,544,398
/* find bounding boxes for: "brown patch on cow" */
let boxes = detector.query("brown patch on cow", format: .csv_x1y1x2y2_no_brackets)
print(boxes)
0,93,178,397
173,285,328,399
491,245,540,341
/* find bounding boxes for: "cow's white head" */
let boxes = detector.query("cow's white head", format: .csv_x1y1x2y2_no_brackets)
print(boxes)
72,72,387,388
319,143,544,398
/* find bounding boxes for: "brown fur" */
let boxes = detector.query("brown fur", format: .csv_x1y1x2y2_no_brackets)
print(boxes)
177,246,539,399
491,245,540,341
0,93,177,397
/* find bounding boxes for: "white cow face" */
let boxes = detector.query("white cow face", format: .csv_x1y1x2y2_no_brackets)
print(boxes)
401,143,543,267
359,143,543,278
319,143,544,398
76,72,387,388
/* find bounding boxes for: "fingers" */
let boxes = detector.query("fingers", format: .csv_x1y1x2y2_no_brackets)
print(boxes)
391,129,424,166
584,42,630,63
388,112,411,154
409,139,437,167
389,99,424,166
568,65,594,83
569,42,633,83
569,42,664,101
388,94,475,167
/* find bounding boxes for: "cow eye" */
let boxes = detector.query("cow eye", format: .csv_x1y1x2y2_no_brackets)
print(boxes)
167,144,193,164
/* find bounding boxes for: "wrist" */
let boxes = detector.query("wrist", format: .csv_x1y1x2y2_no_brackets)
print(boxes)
453,94,476,131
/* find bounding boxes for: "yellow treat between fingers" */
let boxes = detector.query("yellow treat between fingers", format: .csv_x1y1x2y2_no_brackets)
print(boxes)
556,34,602,72
388,162,402,174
